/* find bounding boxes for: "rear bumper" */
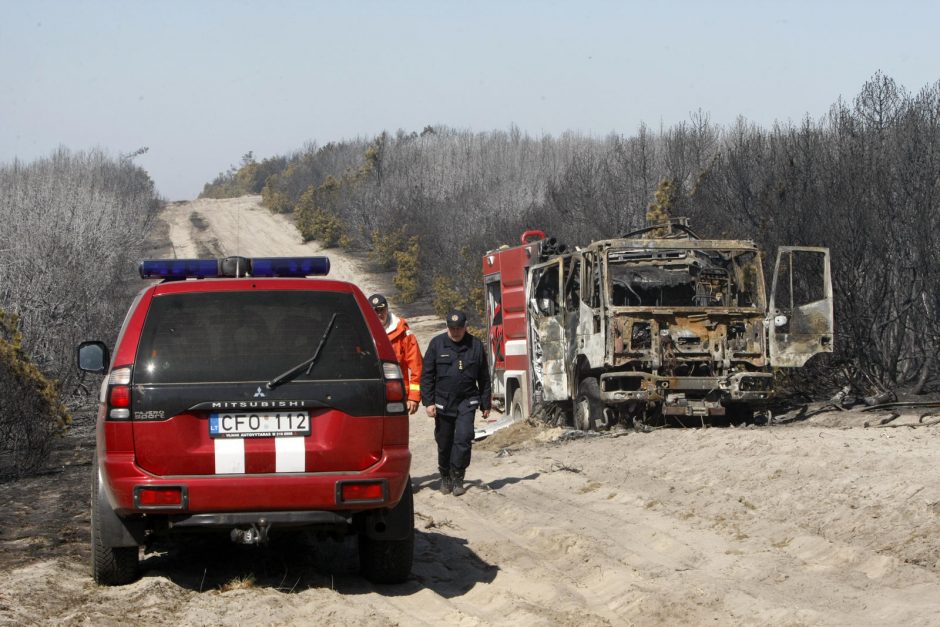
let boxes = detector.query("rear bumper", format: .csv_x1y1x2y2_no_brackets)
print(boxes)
101,446,411,516
168,510,351,529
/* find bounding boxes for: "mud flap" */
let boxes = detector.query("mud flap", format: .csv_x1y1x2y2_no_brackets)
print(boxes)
362,479,414,542
94,464,146,548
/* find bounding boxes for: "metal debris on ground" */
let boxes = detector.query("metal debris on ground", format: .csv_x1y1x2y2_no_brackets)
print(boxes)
866,415,940,429
860,400,940,412
527,402,570,428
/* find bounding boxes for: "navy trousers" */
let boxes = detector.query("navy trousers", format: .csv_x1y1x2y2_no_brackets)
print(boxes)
434,398,477,472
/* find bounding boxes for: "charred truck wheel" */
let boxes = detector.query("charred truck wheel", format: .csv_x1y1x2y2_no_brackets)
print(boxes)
724,403,756,425
574,377,604,431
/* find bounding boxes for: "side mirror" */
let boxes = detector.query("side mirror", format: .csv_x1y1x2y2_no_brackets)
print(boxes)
77,341,110,374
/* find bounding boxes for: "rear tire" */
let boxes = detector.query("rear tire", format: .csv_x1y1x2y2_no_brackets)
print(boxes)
574,377,603,431
359,481,414,584
91,462,139,586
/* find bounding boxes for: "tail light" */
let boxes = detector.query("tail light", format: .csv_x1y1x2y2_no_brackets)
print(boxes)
337,480,386,504
382,362,406,413
135,485,186,509
106,367,132,420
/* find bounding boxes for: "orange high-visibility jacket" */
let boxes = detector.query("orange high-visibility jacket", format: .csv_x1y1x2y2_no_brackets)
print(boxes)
385,313,423,403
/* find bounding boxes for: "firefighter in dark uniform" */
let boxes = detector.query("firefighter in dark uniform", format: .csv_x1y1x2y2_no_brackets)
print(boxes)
420,309,491,496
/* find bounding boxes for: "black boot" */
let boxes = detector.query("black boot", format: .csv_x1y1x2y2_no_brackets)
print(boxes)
451,469,466,497
439,468,453,495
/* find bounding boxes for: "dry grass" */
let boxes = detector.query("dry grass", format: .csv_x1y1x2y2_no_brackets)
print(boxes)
219,574,256,592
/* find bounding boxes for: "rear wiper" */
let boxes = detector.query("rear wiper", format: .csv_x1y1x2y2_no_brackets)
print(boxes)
266,313,337,390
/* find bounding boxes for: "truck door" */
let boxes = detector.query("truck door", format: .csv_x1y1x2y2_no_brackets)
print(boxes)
767,246,834,367
527,257,569,401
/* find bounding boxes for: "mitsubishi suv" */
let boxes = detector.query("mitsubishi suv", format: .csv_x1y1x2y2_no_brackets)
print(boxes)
77,256,413,585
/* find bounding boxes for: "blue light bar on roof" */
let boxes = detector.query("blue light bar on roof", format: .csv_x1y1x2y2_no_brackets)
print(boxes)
138,256,331,280
250,257,330,277
139,259,219,279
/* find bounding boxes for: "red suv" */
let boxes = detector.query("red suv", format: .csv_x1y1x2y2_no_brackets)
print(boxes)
77,256,413,585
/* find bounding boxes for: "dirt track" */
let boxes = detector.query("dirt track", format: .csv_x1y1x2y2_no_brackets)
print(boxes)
1,196,939,626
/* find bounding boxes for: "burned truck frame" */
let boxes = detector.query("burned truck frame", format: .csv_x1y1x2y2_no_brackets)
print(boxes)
482,220,834,430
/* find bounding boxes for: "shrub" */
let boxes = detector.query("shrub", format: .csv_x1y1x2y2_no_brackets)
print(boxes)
393,236,420,303
646,178,678,236
0,309,69,477
430,244,486,324
294,187,317,241
431,275,471,318
369,227,410,270
261,184,293,214
309,210,348,248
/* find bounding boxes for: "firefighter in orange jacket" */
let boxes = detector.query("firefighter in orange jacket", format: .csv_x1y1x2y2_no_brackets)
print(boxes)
369,294,423,413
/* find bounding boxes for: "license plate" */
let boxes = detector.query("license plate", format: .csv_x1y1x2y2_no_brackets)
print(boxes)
209,411,310,438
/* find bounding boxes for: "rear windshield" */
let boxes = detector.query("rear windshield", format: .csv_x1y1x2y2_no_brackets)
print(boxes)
134,290,380,384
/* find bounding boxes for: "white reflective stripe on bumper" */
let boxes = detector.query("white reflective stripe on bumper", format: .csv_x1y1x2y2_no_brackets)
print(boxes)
275,436,306,472
504,340,527,356
214,438,245,474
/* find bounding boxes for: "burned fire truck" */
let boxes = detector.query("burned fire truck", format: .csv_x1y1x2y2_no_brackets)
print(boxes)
481,219,833,431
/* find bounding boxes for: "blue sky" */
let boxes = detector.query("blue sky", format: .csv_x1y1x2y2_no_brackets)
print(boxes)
2,0,938,200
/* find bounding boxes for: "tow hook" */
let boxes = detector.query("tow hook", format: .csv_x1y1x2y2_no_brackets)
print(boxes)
230,519,271,545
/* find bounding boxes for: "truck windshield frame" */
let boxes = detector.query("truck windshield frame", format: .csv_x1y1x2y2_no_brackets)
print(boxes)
606,248,766,309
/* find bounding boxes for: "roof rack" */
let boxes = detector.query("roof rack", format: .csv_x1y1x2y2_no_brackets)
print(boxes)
622,217,699,240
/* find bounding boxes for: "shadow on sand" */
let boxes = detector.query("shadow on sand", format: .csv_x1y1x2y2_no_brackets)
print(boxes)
411,471,541,494
141,523,497,598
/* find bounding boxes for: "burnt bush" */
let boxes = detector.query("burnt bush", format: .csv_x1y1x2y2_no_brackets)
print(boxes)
0,148,159,475
0,148,160,396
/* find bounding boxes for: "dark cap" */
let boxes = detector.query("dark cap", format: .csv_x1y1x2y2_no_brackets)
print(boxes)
446,309,467,327
368,294,388,309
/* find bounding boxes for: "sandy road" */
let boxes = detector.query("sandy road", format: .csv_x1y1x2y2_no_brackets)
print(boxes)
1,196,939,626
